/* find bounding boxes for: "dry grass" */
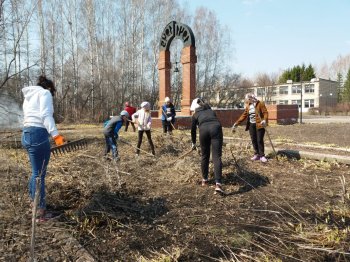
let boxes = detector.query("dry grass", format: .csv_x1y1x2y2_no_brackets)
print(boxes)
1,125,350,261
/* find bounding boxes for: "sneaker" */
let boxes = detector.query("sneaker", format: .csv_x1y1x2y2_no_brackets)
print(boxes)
201,179,209,186
260,156,268,163
214,183,225,195
35,209,52,223
251,155,260,161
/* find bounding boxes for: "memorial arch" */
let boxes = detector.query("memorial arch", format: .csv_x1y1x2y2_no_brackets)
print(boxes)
158,21,197,116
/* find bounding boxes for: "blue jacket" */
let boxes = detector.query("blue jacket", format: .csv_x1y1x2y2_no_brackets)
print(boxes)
103,116,123,137
161,103,176,121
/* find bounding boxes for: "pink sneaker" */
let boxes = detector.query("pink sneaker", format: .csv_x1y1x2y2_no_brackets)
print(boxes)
201,179,209,187
260,156,268,163
251,155,260,161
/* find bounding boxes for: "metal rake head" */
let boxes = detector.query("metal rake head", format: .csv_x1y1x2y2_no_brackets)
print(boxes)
51,138,88,156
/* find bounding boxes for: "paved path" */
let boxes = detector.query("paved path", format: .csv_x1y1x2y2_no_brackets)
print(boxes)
224,136,350,165
265,147,350,165
302,115,350,124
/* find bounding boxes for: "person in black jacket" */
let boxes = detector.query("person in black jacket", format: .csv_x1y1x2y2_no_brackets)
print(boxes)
190,98,224,194
161,97,176,135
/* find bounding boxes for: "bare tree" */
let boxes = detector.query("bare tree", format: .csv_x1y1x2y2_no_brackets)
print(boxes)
192,7,233,105
1,0,238,122
0,0,37,91
254,72,277,103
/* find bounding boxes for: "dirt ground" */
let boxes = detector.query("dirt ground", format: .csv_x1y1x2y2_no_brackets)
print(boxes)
1,123,350,261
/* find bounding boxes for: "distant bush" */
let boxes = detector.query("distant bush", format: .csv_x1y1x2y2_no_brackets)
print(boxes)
316,103,350,115
335,103,350,115
308,107,320,115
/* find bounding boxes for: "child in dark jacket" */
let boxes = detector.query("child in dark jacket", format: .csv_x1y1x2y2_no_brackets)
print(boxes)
161,97,176,135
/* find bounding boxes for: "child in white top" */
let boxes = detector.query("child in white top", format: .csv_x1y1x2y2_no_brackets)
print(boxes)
132,102,155,156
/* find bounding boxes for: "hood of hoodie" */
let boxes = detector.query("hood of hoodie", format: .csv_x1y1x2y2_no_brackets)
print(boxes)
194,103,211,113
21,85,58,136
22,86,48,101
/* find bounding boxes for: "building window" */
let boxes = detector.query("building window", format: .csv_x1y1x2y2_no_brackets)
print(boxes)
304,99,314,108
292,99,301,108
269,87,277,95
292,85,301,94
257,88,265,96
279,86,288,94
270,100,277,104
279,100,288,105
305,84,315,93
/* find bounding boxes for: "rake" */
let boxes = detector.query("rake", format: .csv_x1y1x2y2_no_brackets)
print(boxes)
51,138,88,156
256,111,278,160
162,108,177,131
118,137,155,157
169,148,195,165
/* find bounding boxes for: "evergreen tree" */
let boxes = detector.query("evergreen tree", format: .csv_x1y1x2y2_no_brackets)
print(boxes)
278,63,316,83
341,68,350,102
303,64,316,81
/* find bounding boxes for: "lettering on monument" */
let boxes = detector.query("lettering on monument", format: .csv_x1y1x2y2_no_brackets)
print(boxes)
160,24,173,49
160,21,195,51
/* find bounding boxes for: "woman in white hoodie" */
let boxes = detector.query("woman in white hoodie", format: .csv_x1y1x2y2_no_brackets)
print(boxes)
21,75,66,222
132,101,155,156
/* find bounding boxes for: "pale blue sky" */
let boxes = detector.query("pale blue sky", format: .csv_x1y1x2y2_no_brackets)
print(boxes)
182,0,350,79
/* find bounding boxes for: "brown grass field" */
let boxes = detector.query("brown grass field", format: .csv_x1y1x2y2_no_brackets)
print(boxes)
1,123,350,261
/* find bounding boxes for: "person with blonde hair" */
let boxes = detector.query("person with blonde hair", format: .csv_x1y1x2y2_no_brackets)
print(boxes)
132,101,155,156
232,93,269,162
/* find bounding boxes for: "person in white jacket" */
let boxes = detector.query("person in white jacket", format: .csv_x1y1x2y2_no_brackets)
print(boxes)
132,101,155,156
21,75,66,222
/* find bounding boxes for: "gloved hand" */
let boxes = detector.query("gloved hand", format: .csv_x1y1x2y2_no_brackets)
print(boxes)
53,135,66,146
191,143,197,150
167,117,172,122
146,123,151,129
261,120,266,127
231,123,237,133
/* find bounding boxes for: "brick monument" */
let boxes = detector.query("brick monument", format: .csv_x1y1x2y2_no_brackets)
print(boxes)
158,21,197,117
153,21,298,129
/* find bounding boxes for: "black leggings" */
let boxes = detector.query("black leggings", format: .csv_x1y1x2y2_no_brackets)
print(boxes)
248,123,265,156
136,130,155,155
125,117,136,132
162,120,173,133
199,123,223,184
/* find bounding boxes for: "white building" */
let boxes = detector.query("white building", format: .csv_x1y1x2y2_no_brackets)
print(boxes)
251,78,338,112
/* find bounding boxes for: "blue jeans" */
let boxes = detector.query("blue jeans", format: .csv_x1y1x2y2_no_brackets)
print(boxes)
22,127,51,209
104,135,118,158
